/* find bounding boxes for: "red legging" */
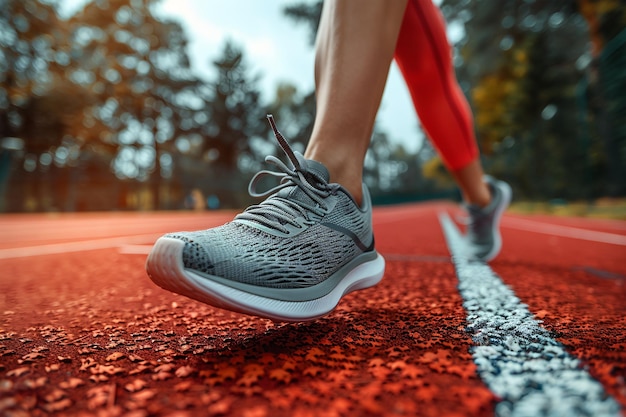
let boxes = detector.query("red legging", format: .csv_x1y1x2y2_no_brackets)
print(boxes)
394,0,478,171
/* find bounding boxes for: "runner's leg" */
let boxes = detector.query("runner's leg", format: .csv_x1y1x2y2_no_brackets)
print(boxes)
394,0,491,207
305,0,409,204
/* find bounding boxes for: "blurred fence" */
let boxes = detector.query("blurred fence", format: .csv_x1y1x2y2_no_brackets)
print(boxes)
577,28,626,198
599,28,626,196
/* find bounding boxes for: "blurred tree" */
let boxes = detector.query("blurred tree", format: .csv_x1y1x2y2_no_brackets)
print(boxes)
65,0,204,209
203,41,264,169
199,40,266,207
2,0,310,211
1,0,64,148
0,0,96,211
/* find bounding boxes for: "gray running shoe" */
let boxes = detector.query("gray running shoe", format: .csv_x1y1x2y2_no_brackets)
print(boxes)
464,176,512,262
146,116,385,321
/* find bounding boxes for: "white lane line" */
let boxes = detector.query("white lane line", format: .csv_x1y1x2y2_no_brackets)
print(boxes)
0,234,159,259
439,213,621,417
503,217,626,246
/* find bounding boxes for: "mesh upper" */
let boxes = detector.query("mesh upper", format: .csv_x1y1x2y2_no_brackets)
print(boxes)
166,190,373,289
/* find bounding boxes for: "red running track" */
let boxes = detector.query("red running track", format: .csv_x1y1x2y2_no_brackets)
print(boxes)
0,202,624,416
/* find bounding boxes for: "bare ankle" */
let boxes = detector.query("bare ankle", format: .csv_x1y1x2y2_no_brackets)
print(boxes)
345,184,363,206
467,185,491,208
305,153,363,205
328,171,363,206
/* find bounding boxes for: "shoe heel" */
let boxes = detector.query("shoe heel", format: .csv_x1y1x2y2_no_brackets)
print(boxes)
344,253,385,295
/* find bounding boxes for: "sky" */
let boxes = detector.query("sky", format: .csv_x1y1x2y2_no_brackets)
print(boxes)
59,0,426,152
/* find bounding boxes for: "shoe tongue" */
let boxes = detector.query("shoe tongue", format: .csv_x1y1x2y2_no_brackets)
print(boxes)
304,158,330,182
275,156,330,205
465,204,486,219
465,203,482,213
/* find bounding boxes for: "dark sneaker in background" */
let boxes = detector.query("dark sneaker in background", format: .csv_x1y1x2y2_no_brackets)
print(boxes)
464,176,512,262
146,116,385,322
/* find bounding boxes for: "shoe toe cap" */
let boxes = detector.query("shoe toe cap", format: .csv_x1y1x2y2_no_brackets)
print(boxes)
164,232,216,274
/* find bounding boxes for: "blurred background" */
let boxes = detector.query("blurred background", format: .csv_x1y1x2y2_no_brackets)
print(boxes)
0,0,624,214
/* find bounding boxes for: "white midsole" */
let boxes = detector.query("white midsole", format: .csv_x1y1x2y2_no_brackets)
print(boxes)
146,237,385,322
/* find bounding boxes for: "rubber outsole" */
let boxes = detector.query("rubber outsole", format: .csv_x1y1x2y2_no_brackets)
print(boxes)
145,237,385,322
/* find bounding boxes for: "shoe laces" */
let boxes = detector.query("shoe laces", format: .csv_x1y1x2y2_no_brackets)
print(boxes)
235,115,339,233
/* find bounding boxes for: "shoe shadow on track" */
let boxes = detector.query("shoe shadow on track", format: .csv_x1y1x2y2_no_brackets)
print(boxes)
188,304,474,381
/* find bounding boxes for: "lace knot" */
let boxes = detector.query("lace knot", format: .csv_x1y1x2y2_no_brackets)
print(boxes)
234,115,337,233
